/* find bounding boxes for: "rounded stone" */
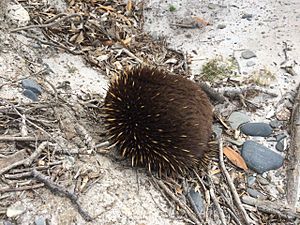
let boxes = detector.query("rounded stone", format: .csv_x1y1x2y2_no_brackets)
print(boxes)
228,111,251,129
22,79,42,94
241,141,284,174
240,122,273,137
241,50,256,59
188,188,204,214
275,140,285,152
247,188,265,199
22,89,38,101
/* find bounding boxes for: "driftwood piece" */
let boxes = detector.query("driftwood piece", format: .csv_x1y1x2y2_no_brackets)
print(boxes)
242,196,300,221
287,83,300,207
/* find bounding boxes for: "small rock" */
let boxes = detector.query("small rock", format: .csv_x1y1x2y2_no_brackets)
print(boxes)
226,138,244,146
188,189,205,214
241,141,284,174
240,122,273,137
247,188,265,198
212,124,223,138
269,120,281,128
3,221,15,225
23,89,39,101
275,140,285,152
241,50,256,59
276,134,287,141
35,216,47,225
6,4,30,26
246,61,256,67
208,3,218,9
22,79,42,94
242,13,253,20
228,111,251,129
247,176,256,187
217,24,226,29
6,204,25,217
276,108,291,121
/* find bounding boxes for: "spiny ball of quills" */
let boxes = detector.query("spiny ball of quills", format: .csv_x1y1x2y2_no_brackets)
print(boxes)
103,65,214,175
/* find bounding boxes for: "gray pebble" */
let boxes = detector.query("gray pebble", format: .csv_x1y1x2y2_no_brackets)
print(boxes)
276,134,287,141
227,138,244,146
269,120,281,128
247,188,265,198
22,89,39,101
35,217,47,225
22,79,42,94
241,50,256,59
275,140,285,152
242,13,253,20
217,24,226,29
228,111,251,129
247,176,256,187
240,122,273,137
188,188,204,214
246,61,256,67
241,141,284,173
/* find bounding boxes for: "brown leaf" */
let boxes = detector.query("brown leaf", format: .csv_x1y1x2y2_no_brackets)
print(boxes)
223,146,248,171
98,5,115,12
193,16,210,26
75,31,84,44
126,0,133,13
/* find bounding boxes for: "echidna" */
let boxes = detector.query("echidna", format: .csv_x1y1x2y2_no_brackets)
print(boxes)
103,65,214,175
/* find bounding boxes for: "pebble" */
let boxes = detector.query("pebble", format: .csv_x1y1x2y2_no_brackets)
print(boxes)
276,108,291,121
226,138,244,146
23,89,39,101
22,79,42,94
247,176,256,187
269,120,281,128
275,140,285,152
246,61,256,67
240,122,273,137
241,50,256,59
6,204,25,217
247,188,265,199
6,4,30,26
35,217,47,225
212,124,223,138
217,24,226,29
242,13,253,20
3,221,15,225
276,134,287,141
228,111,251,129
188,188,204,214
241,141,284,174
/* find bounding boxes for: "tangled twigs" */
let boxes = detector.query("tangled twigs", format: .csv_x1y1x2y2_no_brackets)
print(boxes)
219,137,254,225
30,169,93,222
0,141,48,176
0,136,48,141
10,13,82,33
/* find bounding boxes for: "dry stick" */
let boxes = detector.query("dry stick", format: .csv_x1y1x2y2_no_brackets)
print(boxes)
242,196,300,220
30,169,93,222
286,83,300,207
0,183,44,193
0,141,48,176
219,137,253,225
155,179,201,225
217,85,278,98
122,48,143,63
10,13,82,32
207,176,227,225
0,136,48,142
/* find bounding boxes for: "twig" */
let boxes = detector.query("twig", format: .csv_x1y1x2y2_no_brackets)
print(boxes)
155,179,201,225
0,183,44,193
0,136,48,142
0,141,48,176
10,14,82,32
31,169,93,222
219,137,253,225
217,85,278,98
122,48,143,63
242,196,300,220
286,83,300,207
207,176,227,225
198,82,226,103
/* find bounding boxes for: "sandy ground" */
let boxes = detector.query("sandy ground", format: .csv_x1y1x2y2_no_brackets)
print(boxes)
0,0,300,224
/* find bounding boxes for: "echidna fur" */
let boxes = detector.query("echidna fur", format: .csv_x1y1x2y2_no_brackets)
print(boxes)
103,65,215,175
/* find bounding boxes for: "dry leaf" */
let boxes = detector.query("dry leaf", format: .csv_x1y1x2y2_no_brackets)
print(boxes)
98,5,115,12
126,0,132,13
223,146,248,171
75,31,84,44
193,16,210,26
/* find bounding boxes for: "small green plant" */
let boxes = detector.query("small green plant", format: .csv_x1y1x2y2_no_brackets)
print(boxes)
201,56,237,82
169,5,176,12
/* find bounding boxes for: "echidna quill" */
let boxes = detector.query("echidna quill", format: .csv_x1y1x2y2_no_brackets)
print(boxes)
103,65,214,175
